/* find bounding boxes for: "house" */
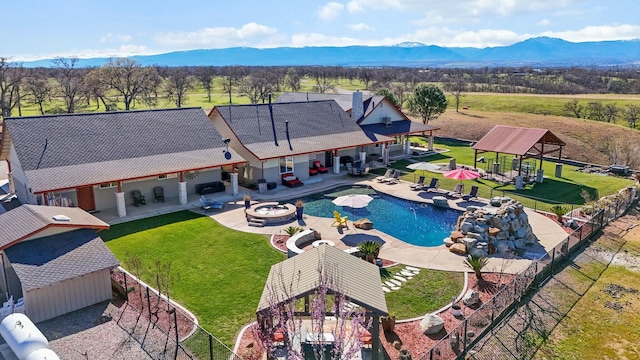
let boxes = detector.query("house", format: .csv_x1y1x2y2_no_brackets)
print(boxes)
0,204,118,323
276,91,440,163
0,108,245,217
208,98,395,186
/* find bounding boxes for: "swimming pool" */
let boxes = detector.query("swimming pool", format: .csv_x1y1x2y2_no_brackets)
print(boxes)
287,186,461,247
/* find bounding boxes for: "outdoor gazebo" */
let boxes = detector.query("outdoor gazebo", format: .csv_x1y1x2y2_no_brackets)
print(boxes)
472,125,566,187
257,245,388,360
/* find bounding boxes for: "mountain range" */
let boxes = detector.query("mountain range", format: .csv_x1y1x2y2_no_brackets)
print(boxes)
23,37,640,68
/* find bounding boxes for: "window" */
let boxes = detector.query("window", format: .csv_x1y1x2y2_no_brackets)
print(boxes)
280,156,294,173
158,174,177,180
98,182,119,189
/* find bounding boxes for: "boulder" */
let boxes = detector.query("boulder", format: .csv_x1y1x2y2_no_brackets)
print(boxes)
460,221,474,233
450,231,465,241
420,313,445,335
462,237,477,251
354,218,373,230
469,247,488,258
449,243,467,255
443,237,455,247
462,289,481,306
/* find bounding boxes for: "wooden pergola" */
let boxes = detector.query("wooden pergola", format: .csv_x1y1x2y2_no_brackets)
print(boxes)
257,245,388,360
472,125,566,179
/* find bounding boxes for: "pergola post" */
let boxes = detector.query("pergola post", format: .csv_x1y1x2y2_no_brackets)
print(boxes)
371,315,381,360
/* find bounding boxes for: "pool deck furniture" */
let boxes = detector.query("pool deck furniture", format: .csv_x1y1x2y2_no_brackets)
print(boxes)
462,185,479,201
282,173,303,188
332,210,348,228
410,176,425,190
313,160,328,174
199,196,224,211
375,169,393,182
446,183,464,198
422,178,439,192
286,229,319,257
195,181,225,195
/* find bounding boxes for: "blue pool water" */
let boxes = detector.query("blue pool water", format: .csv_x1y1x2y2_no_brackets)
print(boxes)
286,186,461,247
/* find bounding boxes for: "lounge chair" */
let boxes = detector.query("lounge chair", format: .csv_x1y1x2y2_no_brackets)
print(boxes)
199,195,224,211
386,171,401,184
153,186,165,202
332,210,348,228
422,178,439,192
313,160,328,174
131,190,146,206
410,176,425,190
447,183,464,198
462,185,479,201
375,169,393,182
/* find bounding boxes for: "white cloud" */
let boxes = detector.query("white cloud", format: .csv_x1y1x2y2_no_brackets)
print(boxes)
291,33,365,47
346,0,404,12
155,23,278,48
348,23,374,31
317,2,344,21
541,24,640,42
99,33,132,43
13,45,156,62
536,19,551,26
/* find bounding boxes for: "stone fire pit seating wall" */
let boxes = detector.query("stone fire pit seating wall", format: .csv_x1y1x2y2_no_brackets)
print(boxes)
444,199,538,257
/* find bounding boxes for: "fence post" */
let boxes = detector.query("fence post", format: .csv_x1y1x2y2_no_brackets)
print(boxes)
550,249,555,275
146,287,151,321
209,333,214,360
174,308,179,360
123,271,128,303
462,319,468,357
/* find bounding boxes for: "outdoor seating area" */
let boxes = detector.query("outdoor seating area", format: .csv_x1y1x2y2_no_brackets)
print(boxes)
196,181,226,195
312,160,328,174
131,190,146,206
281,173,303,188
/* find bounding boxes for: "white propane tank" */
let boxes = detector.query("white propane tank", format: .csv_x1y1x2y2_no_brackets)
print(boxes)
0,313,49,360
25,348,60,360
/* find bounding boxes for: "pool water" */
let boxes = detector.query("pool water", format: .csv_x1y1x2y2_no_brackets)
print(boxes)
287,186,461,247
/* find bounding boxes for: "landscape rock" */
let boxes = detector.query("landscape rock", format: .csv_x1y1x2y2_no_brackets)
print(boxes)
449,243,467,255
444,237,455,247
353,218,373,230
420,313,445,335
462,290,481,306
450,231,464,241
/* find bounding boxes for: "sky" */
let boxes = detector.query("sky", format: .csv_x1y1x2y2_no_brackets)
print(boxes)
5,0,640,61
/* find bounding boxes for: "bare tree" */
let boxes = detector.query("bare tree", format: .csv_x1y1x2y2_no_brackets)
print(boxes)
603,103,619,124
283,68,301,92
221,66,244,104
163,67,195,108
84,68,116,110
443,73,467,112
52,57,86,113
586,101,605,122
357,68,374,90
310,68,335,94
96,58,160,110
24,69,52,115
621,104,640,129
194,66,217,102
0,58,25,117
563,99,584,118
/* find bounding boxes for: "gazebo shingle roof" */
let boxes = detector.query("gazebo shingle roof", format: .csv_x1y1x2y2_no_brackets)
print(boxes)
257,245,388,316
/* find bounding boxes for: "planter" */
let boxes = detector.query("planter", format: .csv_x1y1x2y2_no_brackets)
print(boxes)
381,315,396,333
296,206,304,220
451,304,462,317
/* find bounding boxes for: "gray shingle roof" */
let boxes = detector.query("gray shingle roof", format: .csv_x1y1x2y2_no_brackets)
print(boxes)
213,101,393,159
3,108,243,192
4,229,119,291
257,245,388,316
360,120,439,138
0,205,109,249
275,92,385,118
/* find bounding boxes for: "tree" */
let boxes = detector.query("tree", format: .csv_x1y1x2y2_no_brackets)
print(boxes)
0,58,25,117
443,73,467,112
96,59,160,110
84,68,115,110
621,104,640,129
311,67,335,94
407,83,448,124
221,66,244,104
603,103,619,124
163,67,195,108
52,57,86,113
563,99,584,118
283,68,301,92
194,66,217,102
586,101,605,122
24,69,52,115
358,68,374,90
375,88,400,108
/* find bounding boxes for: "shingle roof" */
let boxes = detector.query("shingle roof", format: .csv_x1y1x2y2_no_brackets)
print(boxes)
3,108,243,192
4,229,119,291
360,120,439,139
0,205,109,249
212,101,393,159
472,125,566,156
257,245,388,316
275,92,384,118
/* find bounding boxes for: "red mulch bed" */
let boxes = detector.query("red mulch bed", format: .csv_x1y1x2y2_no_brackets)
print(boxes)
111,270,195,340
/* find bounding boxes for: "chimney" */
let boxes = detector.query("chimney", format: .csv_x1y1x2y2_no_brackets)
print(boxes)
351,90,364,121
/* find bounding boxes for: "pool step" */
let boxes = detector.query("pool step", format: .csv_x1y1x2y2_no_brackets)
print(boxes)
248,217,267,227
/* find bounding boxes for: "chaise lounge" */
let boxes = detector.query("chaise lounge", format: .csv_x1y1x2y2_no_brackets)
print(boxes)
312,160,328,174
282,173,303,188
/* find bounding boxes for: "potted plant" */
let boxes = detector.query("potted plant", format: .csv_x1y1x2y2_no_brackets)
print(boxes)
381,313,396,333
243,194,251,209
284,226,303,236
450,297,462,317
357,240,381,264
295,199,304,220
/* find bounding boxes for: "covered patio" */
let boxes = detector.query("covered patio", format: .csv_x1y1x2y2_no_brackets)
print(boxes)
256,245,388,360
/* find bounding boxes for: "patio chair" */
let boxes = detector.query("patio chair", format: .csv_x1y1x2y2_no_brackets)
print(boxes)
386,171,401,184
422,178,439,192
447,183,464,198
131,190,146,206
375,169,393,182
462,185,479,201
313,160,328,174
200,195,224,210
332,210,348,228
410,176,425,190
153,186,165,202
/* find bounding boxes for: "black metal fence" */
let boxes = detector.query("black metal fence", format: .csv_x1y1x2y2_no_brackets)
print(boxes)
416,186,635,360
112,268,242,360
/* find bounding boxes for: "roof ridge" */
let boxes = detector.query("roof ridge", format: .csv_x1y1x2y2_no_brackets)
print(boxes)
4,107,202,121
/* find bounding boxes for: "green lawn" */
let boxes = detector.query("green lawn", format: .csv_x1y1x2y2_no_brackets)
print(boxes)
101,211,286,346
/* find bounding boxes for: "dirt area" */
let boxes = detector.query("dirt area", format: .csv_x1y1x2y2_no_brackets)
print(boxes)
417,109,640,165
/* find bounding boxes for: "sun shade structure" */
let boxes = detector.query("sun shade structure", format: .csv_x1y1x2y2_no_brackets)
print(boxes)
443,168,480,181
257,245,388,359
331,194,374,209
472,125,566,176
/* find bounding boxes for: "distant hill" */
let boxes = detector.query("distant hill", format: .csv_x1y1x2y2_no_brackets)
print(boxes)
22,37,640,68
